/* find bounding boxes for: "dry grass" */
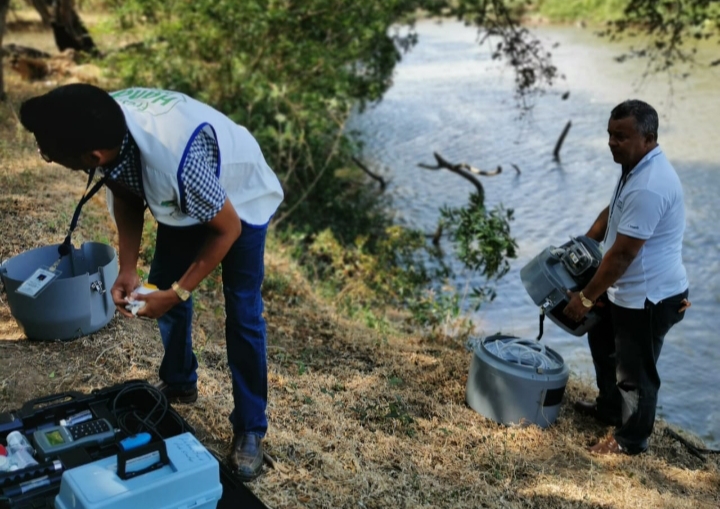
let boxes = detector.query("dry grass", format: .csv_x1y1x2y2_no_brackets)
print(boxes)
1,21,720,509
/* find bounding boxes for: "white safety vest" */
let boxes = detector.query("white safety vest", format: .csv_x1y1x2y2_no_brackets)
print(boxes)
107,87,284,227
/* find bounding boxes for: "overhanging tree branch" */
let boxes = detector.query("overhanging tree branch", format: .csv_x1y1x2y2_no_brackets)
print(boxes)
352,156,387,190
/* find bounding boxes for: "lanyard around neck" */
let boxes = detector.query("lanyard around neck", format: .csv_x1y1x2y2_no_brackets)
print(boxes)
604,170,634,244
58,168,111,257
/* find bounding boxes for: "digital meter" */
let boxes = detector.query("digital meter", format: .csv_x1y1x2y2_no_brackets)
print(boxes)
33,418,116,459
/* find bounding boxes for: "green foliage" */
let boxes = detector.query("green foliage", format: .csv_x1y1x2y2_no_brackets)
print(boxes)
262,272,292,296
100,0,529,326
297,226,476,331
439,193,517,309
536,0,629,22
300,225,450,320
102,0,559,234
105,0,423,239
404,286,464,329
606,0,720,71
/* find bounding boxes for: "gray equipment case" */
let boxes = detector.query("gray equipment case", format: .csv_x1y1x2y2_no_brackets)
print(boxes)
0,243,118,341
520,236,603,336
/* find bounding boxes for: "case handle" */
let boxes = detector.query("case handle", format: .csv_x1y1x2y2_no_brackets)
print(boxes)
117,440,170,481
20,391,86,416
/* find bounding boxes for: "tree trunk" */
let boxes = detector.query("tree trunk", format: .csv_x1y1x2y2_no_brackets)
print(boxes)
25,0,98,54
29,0,52,24
50,0,98,54
0,0,9,101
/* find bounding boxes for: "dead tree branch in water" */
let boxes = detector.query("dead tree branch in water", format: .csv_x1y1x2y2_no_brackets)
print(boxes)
419,151,507,246
424,225,444,246
553,120,572,162
663,428,720,461
352,156,386,190
418,151,505,204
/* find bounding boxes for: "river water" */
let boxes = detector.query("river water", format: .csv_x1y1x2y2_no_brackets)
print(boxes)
350,20,720,446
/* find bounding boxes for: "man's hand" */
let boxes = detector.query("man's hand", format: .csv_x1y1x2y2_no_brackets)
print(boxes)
563,290,592,322
111,270,141,318
135,289,181,319
679,298,691,313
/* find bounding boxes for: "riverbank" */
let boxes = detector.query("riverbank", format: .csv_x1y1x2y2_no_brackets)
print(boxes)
348,15,720,448
1,76,719,509
529,0,627,24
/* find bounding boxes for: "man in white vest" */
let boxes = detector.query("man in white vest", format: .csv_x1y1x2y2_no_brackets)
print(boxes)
563,99,690,455
19,83,284,481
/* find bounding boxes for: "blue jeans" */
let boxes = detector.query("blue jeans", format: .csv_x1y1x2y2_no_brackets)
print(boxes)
148,221,268,437
587,289,688,453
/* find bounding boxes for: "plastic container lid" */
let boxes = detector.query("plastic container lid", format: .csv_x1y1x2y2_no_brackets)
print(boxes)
0,444,7,456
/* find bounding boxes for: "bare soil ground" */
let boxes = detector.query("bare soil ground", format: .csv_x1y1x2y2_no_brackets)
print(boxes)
1,16,719,509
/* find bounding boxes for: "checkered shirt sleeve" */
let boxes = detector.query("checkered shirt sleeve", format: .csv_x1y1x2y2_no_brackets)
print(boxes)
180,131,227,222
105,132,143,197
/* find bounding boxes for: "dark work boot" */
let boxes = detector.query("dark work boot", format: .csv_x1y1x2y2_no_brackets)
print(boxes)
154,381,198,404
574,400,622,427
228,433,264,482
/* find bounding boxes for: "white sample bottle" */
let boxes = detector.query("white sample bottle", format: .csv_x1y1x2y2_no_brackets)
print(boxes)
6,431,38,469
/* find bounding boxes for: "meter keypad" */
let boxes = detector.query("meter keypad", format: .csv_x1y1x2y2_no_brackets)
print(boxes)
68,419,112,440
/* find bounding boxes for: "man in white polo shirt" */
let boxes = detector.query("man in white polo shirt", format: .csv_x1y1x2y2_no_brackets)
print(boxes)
563,99,690,455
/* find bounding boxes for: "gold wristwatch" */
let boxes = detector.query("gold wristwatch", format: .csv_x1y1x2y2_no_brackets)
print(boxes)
171,282,191,302
579,291,594,308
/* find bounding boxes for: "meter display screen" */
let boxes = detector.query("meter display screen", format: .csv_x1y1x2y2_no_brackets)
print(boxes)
45,430,65,446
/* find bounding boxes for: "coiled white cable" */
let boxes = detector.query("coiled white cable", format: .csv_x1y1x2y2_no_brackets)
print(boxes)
484,337,561,371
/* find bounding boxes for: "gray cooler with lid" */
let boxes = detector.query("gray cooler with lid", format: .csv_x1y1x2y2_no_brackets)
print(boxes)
466,334,569,428
520,235,603,336
0,242,118,341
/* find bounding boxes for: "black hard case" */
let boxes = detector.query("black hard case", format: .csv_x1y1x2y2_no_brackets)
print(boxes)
0,380,267,509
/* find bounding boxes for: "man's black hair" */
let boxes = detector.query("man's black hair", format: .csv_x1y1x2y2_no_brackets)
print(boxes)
610,99,659,140
19,83,126,160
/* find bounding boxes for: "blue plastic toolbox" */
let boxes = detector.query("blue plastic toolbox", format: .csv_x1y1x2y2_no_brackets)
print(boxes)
0,380,267,509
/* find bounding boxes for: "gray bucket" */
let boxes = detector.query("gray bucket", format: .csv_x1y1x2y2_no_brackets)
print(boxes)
0,243,118,341
466,334,569,428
